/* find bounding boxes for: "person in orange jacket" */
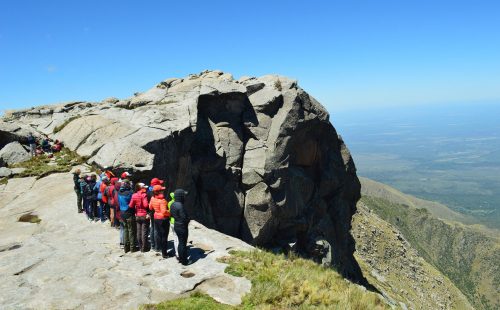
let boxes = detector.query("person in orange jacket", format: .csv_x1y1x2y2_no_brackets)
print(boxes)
149,185,170,258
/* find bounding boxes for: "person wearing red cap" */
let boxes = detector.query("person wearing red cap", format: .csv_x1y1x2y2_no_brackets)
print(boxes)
147,177,164,251
149,184,170,258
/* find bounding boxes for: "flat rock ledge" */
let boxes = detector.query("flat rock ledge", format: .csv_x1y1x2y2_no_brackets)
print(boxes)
0,172,253,309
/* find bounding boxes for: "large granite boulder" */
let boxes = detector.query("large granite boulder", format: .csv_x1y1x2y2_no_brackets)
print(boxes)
5,71,364,280
0,142,30,166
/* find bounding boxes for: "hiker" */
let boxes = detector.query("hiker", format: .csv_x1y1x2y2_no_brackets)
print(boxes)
41,138,51,153
73,169,83,213
51,139,62,153
89,174,98,221
112,178,125,247
27,132,36,157
129,183,149,252
81,175,94,220
149,184,170,258
147,178,164,252
99,177,110,222
167,192,178,258
118,179,137,253
105,178,116,227
171,189,190,265
94,173,109,223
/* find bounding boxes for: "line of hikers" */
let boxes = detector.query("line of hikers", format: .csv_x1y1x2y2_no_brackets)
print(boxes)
72,168,191,265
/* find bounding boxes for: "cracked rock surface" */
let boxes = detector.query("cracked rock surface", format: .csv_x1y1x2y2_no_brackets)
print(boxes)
3,70,363,280
0,172,252,309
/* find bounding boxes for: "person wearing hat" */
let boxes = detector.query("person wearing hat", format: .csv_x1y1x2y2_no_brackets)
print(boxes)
149,184,170,258
147,177,164,251
129,183,149,252
118,179,137,253
170,189,190,265
73,168,83,213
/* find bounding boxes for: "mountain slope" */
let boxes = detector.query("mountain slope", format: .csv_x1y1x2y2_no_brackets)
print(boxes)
352,203,473,309
360,177,476,224
359,180,500,310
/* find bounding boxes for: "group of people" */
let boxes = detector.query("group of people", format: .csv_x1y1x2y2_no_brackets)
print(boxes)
72,168,191,265
27,132,63,157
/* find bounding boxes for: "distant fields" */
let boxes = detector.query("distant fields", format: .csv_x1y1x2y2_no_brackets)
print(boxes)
333,102,500,229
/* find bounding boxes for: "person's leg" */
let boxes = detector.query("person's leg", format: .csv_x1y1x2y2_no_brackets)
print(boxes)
110,207,115,227
122,220,130,252
170,222,178,258
120,220,124,247
158,220,168,258
175,225,189,264
97,200,103,222
84,199,90,219
154,220,161,252
75,189,83,213
150,217,156,250
136,217,143,251
128,216,137,252
164,220,170,256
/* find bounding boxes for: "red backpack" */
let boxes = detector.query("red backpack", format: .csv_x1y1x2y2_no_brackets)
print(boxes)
106,186,116,207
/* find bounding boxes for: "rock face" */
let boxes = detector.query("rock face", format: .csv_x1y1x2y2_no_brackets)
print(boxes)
3,71,363,279
0,142,30,166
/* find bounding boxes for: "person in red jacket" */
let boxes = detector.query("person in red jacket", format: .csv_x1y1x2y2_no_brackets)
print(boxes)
129,183,149,252
149,185,170,258
106,178,119,227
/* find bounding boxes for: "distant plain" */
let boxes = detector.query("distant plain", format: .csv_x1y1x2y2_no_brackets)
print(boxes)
333,102,500,229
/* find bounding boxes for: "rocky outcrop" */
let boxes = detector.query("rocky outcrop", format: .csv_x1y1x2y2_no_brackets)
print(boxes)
2,71,363,280
0,142,30,166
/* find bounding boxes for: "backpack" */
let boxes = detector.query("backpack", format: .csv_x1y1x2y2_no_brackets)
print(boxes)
118,190,132,212
106,186,116,206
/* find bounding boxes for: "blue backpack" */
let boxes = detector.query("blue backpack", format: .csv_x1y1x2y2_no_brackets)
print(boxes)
118,189,132,212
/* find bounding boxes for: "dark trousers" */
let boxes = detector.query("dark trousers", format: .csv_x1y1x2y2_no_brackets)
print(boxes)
75,189,83,212
154,219,169,257
175,224,189,264
122,216,137,252
136,216,149,252
97,200,106,222
83,198,92,219
90,200,97,219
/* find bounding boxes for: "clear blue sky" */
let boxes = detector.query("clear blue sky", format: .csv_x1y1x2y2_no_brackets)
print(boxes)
1,0,499,113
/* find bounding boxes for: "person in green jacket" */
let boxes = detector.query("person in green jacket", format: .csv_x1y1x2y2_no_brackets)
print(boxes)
168,192,178,258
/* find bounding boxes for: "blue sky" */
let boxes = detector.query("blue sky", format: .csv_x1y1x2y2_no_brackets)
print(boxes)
1,0,499,113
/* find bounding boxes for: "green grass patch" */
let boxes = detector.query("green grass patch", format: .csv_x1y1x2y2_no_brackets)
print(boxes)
145,250,387,310
53,115,80,133
0,177,7,185
141,292,232,310
11,147,85,179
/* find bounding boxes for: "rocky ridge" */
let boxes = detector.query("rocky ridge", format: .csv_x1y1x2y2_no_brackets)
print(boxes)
1,70,363,280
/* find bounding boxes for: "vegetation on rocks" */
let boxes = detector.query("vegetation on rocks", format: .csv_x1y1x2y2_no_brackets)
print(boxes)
10,147,85,179
145,250,387,310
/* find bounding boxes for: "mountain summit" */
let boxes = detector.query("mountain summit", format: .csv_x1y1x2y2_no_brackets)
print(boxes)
3,71,363,280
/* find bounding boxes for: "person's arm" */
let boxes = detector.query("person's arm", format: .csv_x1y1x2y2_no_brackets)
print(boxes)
160,199,169,217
